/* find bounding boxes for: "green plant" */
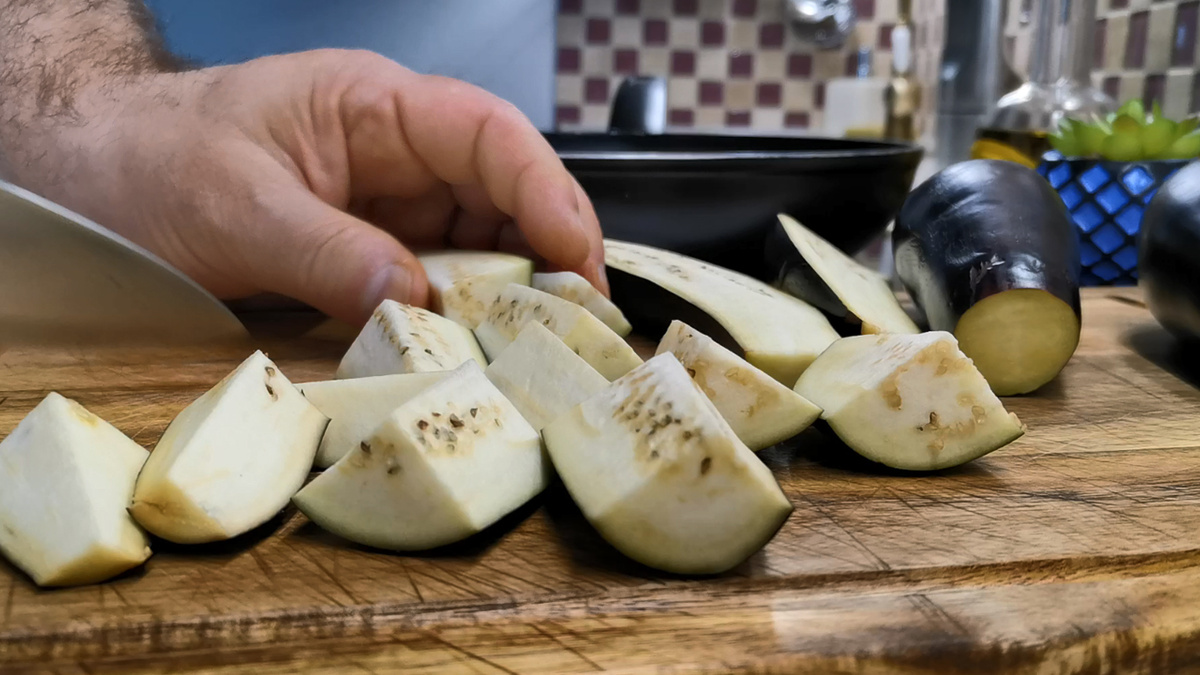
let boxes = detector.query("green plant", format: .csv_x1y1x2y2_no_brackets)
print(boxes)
1049,99,1200,161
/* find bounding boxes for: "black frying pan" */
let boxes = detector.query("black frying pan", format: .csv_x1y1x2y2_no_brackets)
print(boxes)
544,78,924,279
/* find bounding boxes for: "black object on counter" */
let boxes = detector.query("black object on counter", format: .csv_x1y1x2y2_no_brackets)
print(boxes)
894,159,1082,395
1141,161,1200,343
545,132,922,279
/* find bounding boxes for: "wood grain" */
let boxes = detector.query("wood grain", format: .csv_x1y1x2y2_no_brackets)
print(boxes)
4,288,1200,673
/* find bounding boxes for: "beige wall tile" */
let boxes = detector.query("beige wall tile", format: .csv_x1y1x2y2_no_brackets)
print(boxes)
557,74,584,104
727,80,755,107
1127,0,1151,11
1146,3,1175,73
582,104,610,130
559,16,584,47
1164,69,1193,119
783,80,814,110
612,17,642,47
641,0,672,19
582,46,613,74
1104,13,1128,71
853,21,877,52
584,0,614,16
815,49,847,79
697,49,727,78
642,47,670,75
699,0,725,20
758,51,785,80
672,17,700,47
875,0,899,23
669,77,699,107
695,107,725,129
729,20,758,50
872,51,894,77
1119,72,1145,103
752,108,785,130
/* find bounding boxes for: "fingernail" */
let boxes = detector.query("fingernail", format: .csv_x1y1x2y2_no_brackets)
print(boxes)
363,264,413,317
596,262,610,294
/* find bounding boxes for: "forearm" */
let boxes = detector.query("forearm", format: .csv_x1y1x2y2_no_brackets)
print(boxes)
0,0,180,182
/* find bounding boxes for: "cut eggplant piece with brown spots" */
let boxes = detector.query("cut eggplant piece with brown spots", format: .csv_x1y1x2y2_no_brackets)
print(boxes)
474,283,642,381
293,361,544,551
337,300,487,379
543,353,793,575
794,332,1024,471
605,239,839,387
418,251,534,329
656,320,821,451
894,160,1081,395
768,214,919,335
532,271,632,336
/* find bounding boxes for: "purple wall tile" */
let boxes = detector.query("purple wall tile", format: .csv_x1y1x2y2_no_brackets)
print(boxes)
616,0,640,15
760,23,785,48
1094,19,1107,69
854,0,875,20
558,47,581,73
815,81,825,108
556,105,581,126
788,53,813,78
585,77,610,103
726,110,752,126
671,50,697,74
878,23,894,50
785,111,810,128
560,0,582,14
1173,2,1199,67
699,80,725,105
669,108,695,126
729,52,754,77
614,48,639,74
1103,76,1121,101
673,0,698,16
1111,0,1128,8
702,21,726,47
587,18,612,44
1192,72,1200,112
732,0,757,18
756,82,782,106
1125,11,1149,69
643,19,669,45
1144,73,1166,107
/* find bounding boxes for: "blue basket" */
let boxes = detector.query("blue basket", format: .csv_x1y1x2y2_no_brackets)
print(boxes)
1037,152,1189,286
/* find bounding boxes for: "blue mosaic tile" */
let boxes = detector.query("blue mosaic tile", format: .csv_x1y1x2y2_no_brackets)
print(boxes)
1047,163,1072,189
1058,183,1084,210
1079,241,1102,267
1121,165,1155,195
1079,164,1111,193
1072,202,1105,233
1112,244,1139,272
1092,224,1126,254
1115,204,1143,236
1095,182,1129,214
1091,260,1122,282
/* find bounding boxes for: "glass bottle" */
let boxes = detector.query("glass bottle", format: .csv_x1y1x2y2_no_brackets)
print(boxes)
970,0,1115,167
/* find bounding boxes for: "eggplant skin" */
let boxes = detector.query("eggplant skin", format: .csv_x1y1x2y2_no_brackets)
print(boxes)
893,160,1081,331
1141,162,1200,342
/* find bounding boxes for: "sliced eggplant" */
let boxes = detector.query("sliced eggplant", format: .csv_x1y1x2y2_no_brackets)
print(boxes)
298,372,448,468
894,160,1081,395
656,320,821,451
337,300,486,379
1140,162,1200,342
768,214,920,335
794,332,1025,471
605,239,839,387
419,250,534,329
484,321,609,430
474,283,642,381
532,271,633,336
0,394,151,586
130,352,327,544
542,353,793,575
292,361,545,551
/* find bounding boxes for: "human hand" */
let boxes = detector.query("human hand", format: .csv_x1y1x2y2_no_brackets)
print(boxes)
16,49,606,325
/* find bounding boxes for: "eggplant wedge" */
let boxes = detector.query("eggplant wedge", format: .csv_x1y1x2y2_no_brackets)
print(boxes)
337,300,486,379
474,283,642,381
532,271,632,336
894,160,1081,395
1140,162,1200,342
656,320,821,451
794,332,1025,471
418,251,534,329
605,239,839,386
543,353,793,575
767,214,919,335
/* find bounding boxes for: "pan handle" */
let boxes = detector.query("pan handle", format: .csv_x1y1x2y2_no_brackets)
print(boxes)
608,76,667,135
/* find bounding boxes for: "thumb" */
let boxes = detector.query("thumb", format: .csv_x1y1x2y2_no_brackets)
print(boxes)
247,189,429,325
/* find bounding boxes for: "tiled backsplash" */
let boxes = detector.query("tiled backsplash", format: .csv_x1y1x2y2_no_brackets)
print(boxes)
556,0,1200,134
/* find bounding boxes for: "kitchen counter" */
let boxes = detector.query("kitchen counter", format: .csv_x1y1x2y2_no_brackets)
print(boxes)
3,287,1200,673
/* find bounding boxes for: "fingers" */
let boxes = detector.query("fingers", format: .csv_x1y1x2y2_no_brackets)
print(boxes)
248,186,429,325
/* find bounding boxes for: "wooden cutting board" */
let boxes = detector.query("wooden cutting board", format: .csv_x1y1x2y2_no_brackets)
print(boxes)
4,287,1200,674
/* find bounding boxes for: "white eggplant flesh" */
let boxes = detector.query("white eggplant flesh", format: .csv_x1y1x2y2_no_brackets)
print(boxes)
794,332,1025,471
657,320,821,451
419,251,534,329
484,321,609,430
543,353,793,575
130,351,327,543
0,393,151,587
299,372,448,468
337,300,486,379
604,239,838,386
475,283,642,381
293,361,545,551
532,271,632,336
773,214,920,335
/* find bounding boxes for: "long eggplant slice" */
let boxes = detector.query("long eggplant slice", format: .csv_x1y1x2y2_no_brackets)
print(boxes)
894,160,1081,396
767,214,919,335
418,251,534,329
605,239,839,386
532,271,632,336
794,332,1025,471
656,320,821,451
543,353,793,575
1140,162,1200,341
474,283,642,381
